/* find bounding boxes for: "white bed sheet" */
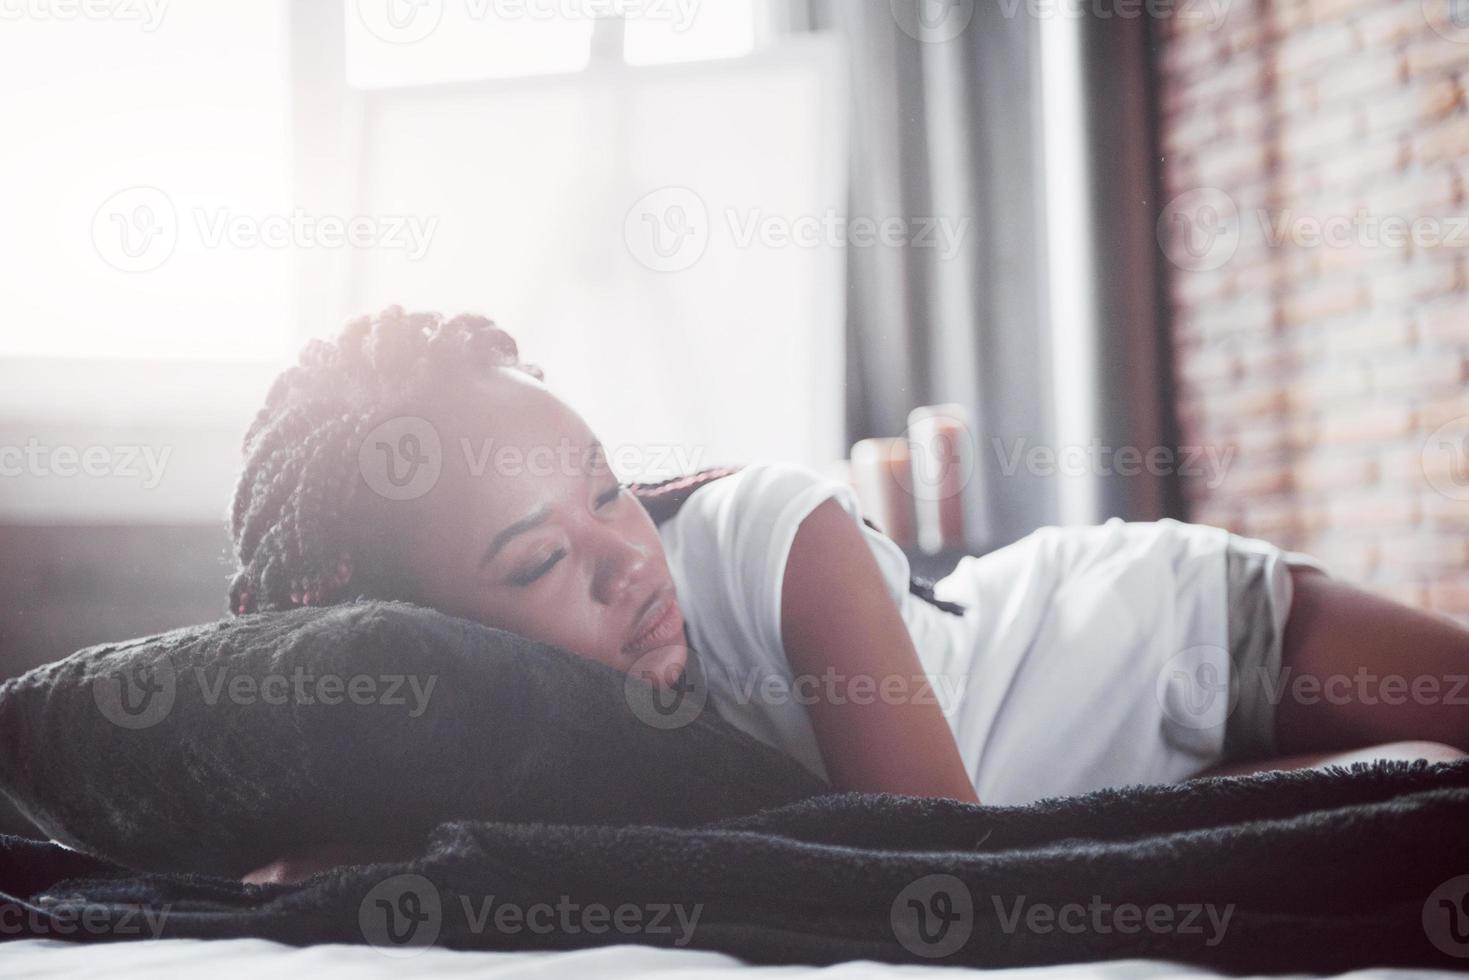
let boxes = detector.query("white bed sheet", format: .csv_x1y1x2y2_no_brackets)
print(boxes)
3,939,1459,980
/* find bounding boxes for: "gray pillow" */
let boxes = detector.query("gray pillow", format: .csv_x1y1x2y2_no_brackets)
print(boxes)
0,599,827,877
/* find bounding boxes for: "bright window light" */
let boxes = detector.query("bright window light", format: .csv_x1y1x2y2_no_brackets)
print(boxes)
623,0,756,66
0,4,294,362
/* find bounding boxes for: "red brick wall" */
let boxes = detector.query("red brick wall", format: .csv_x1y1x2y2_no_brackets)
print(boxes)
1156,0,1469,623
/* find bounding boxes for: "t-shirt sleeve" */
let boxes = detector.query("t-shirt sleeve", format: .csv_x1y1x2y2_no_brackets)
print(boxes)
710,461,914,663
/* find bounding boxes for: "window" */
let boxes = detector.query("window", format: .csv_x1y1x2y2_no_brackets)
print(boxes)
345,0,760,88
0,3,294,362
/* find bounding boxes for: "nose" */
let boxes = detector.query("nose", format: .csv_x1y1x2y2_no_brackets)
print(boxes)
591,527,653,607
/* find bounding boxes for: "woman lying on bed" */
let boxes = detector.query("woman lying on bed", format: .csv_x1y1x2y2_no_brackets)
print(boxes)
228,306,1468,884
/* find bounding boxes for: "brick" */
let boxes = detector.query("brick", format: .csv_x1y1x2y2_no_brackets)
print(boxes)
1278,22,1358,74
1319,240,1398,274
1306,0,1382,21
1214,460,1297,495
1286,365,1372,405
1372,579,1432,606
1317,402,1417,444
1237,339,1305,375
1378,531,1469,569
1417,392,1469,429
1220,384,1292,417
1192,296,1278,339
1279,104,1361,160
1161,29,1225,79
1168,266,1233,307
1188,497,1244,530
1364,78,1461,135
1361,167,1459,218
1223,98,1272,140
1226,20,1271,57
1405,35,1469,77
1178,343,1242,384
1306,533,1380,577
1383,436,1469,491
1427,575,1469,616
1163,107,1223,157
1412,116,1469,163
1194,138,1272,186
1182,55,1269,107
1323,315,1416,357
1317,138,1403,187
1422,492,1469,528
1368,257,1460,305
1355,1,1433,46
1232,257,1283,293
1312,47,1404,107
1281,279,1369,324
1232,423,1305,455
1327,491,1421,529
1292,451,1378,489
1417,300,1469,343
1240,499,1309,539
1373,353,1466,394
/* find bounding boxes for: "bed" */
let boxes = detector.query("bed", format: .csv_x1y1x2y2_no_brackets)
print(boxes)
6,939,1461,980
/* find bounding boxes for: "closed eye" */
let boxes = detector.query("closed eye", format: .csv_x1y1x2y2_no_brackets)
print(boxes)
511,549,565,587
597,483,625,509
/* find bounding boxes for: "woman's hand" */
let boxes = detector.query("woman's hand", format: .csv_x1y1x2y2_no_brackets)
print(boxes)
781,498,980,804
241,840,421,885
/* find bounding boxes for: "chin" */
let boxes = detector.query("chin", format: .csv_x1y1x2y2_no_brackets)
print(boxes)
623,641,689,690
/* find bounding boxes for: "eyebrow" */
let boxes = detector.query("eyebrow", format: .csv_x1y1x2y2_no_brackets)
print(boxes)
478,441,606,569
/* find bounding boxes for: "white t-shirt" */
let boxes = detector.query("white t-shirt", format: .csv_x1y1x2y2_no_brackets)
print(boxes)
653,461,977,784
655,460,1249,804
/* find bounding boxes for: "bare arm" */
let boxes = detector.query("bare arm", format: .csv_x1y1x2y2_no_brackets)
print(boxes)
780,498,980,804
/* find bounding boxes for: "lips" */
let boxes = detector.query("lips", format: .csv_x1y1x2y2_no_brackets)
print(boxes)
624,589,683,655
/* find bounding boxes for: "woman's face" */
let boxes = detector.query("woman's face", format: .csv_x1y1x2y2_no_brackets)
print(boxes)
363,369,688,689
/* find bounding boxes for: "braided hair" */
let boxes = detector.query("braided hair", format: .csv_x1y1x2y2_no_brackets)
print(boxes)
226,305,543,616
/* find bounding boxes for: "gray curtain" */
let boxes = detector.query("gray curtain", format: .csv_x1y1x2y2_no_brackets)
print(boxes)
780,0,1177,551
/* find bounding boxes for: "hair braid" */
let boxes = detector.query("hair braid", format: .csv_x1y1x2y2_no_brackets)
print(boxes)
226,305,542,616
